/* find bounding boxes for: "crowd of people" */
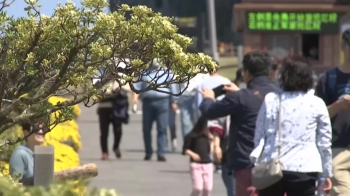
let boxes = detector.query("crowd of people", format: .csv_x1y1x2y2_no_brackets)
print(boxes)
5,27,342,195
91,27,350,196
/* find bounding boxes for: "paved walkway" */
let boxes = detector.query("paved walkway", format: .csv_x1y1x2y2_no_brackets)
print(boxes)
78,104,227,196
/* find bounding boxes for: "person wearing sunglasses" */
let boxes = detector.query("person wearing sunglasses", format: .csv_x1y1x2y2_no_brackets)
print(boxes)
9,122,46,185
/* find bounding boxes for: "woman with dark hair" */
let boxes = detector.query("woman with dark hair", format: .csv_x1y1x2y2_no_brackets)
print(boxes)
250,56,333,196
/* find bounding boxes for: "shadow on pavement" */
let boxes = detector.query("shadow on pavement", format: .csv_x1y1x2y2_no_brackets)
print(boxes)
159,170,189,174
123,149,145,153
123,149,182,155
81,157,147,162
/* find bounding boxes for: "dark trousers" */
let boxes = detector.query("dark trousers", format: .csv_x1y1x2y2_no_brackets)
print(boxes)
142,97,169,156
98,108,122,153
168,100,177,140
258,171,317,196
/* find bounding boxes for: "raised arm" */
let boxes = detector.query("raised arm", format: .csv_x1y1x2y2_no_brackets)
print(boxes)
199,92,240,120
316,99,333,178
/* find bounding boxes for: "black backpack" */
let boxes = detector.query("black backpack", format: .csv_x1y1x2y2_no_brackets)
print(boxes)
112,89,129,124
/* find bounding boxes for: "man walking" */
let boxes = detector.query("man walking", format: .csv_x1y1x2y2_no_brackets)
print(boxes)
199,51,280,196
315,27,350,196
195,65,230,176
133,59,178,162
175,72,209,138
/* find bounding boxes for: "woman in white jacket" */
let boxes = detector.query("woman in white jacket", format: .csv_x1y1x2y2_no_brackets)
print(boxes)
250,56,332,196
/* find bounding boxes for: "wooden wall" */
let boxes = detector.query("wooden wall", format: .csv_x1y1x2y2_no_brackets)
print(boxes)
242,33,341,74
243,34,263,54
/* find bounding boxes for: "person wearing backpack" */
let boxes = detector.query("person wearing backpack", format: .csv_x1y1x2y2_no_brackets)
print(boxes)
97,80,130,160
315,27,350,196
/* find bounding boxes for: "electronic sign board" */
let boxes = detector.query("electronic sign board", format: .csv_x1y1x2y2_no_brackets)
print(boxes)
246,12,339,33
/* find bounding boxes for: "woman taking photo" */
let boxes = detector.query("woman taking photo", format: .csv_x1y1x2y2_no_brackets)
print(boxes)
250,56,332,196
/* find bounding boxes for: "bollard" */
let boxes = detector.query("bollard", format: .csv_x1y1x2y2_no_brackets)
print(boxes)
33,145,54,187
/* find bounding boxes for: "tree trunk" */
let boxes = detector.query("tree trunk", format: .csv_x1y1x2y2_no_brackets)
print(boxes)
53,163,98,180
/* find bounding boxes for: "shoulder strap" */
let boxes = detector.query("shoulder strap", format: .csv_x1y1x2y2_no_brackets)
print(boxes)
277,94,282,158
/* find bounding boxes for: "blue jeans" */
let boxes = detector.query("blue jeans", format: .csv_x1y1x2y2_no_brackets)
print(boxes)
222,163,236,196
142,98,169,156
178,95,196,138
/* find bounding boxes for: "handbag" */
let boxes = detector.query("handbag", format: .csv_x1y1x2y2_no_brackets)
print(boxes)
252,94,283,190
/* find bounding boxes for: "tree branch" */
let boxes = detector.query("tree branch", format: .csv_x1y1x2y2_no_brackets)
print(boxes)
0,94,88,134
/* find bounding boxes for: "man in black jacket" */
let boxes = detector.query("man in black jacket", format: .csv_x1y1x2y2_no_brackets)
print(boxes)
199,51,280,196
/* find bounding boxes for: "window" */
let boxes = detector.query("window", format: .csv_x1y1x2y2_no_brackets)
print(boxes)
266,35,290,58
301,34,319,60
263,34,304,58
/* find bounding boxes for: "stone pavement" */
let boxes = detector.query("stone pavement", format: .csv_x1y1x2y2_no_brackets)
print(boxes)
78,104,227,196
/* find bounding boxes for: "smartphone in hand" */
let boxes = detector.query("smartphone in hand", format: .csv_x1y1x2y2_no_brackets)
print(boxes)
212,85,226,98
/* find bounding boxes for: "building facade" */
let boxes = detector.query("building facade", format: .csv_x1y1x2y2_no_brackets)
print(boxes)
109,0,242,54
233,0,350,73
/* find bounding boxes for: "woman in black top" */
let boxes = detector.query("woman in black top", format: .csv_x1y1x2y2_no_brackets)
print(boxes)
183,116,214,196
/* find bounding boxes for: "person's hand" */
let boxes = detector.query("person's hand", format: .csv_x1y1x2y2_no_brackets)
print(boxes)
339,95,350,109
214,147,222,163
324,178,332,192
171,102,178,112
200,88,215,100
223,83,240,92
191,153,201,161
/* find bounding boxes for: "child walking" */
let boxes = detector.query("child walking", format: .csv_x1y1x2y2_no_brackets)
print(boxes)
182,116,214,196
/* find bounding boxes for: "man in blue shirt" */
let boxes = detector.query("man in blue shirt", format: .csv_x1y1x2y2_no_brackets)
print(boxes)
133,59,179,162
195,67,231,117
194,67,235,196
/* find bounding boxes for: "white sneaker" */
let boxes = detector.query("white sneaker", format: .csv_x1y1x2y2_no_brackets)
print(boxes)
215,169,222,174
171,139,177,152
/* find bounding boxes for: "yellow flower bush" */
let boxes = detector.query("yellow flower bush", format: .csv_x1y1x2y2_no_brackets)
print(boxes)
0,96,84,193
48,96,82,117
45,96,82,171
0,161,9,176
44,140,80,171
